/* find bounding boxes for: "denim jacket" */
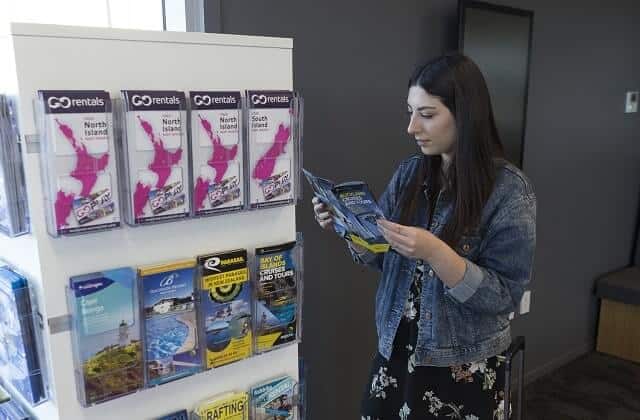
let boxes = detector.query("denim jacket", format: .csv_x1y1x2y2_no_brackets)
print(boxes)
351,155,536,366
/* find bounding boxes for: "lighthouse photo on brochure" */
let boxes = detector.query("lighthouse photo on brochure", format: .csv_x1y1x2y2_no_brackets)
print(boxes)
68,267,143,406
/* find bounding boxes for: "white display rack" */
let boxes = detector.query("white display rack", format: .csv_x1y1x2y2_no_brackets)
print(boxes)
1,22,298,420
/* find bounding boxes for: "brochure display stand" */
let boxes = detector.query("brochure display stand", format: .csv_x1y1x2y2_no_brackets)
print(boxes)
0,95,29,237
35,90,121,237
0,23,299,420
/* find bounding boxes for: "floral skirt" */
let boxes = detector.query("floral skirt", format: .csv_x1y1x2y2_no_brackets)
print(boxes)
360,349,507,420
362,264,508,419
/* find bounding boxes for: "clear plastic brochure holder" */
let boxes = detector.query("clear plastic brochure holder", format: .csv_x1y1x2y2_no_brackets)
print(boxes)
35,90,121,237
153,408,189,420
252,233,304,355
249,375,301,420
189,91,246,217
197,249,253,370
191,391,249,420
67,267,144,407
138,259,202,387
0,95,29,237
118,90,191,226
245,91,303,210
0,260,49,407
0,382,31,420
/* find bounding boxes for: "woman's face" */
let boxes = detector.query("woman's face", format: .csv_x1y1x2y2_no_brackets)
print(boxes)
407,86,457,158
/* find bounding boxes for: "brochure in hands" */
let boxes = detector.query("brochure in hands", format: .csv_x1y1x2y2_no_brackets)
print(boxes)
302,168,389,253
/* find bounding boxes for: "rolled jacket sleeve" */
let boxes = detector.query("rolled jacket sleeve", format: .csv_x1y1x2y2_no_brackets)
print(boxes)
446,259,485,302
445,194,537,315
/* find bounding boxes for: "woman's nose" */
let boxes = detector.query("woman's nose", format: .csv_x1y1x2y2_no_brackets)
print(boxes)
407,113,419,135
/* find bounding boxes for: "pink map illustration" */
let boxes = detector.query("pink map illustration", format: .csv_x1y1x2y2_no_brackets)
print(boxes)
194,114,239,210
252,122,291,182
54,119,110,230
133,115,183,218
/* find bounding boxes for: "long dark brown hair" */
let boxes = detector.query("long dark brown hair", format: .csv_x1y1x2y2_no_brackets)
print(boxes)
400,52,504,245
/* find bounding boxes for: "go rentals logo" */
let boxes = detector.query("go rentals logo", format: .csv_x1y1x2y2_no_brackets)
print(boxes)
250,93,289,106
192,94,237,107
131,94,181,107
47,96,105,109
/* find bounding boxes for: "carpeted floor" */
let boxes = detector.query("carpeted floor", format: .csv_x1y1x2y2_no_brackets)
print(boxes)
525,352,640,420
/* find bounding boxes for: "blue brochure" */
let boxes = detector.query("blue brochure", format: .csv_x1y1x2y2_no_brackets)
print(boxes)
0,265,46,405
303,168,389,253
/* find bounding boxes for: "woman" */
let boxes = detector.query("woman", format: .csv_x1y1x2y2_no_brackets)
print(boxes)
312,53,536,420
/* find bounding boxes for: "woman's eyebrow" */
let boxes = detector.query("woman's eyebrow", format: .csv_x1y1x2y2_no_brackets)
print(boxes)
416,106,436,110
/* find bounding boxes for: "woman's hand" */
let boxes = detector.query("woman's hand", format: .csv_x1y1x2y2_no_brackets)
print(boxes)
377,219,438,261
378,219,467,287
313,197,369,254
312,196,334,230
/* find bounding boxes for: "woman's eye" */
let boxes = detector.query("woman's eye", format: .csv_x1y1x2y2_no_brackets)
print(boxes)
420,114,434,119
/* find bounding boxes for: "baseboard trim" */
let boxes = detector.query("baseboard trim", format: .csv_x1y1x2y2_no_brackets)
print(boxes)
524,341,593,385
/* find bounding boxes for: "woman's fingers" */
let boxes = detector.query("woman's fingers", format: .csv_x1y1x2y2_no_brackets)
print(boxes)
317,211,332,220
379,228,410,255
383,229,409,247
313,203,326,213
378,219,409,238
313,203,333,220
319,218,334,229
312,197,334,230
318,214,334,230
379,225,414,254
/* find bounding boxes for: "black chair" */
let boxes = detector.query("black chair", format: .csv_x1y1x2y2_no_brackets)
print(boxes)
504,335,525,420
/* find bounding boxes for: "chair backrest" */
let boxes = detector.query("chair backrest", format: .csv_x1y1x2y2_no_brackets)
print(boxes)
596,267,640,306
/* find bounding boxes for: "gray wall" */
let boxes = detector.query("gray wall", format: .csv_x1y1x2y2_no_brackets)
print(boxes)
635,190,640,265
501,0,640,381
636,219,640,265
207,1,640,418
